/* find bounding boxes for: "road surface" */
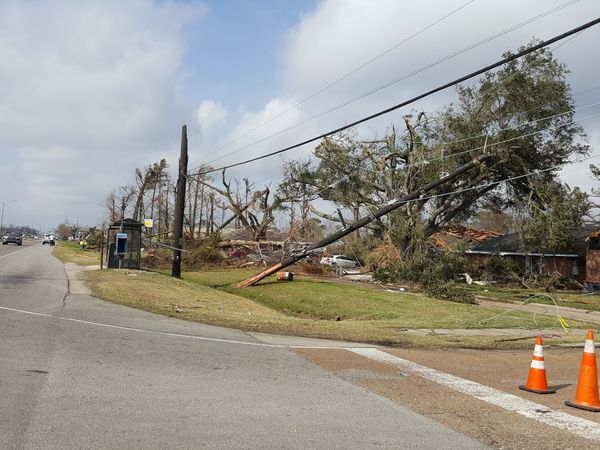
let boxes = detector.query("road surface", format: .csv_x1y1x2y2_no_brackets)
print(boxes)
3,241,600,449
0,241,485,449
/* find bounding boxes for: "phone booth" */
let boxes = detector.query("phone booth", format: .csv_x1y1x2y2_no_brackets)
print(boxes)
107,219,143,269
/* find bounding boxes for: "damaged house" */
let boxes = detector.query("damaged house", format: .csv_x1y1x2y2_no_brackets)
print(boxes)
465,230,590,283
430,226,593,283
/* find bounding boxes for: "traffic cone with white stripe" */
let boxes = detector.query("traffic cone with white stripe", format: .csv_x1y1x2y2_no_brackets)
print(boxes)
565,330,600,412
519,336,556,394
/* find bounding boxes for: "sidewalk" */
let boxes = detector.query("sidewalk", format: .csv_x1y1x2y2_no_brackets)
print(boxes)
64,263,99,295
478,298,600,325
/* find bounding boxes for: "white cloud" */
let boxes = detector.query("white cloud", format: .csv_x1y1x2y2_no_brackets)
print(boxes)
208,0,600,193
196,100,228,132
2,0,598,229
0,0,206,227
199,96,308,182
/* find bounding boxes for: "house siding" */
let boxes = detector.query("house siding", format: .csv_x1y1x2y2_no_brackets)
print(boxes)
466,253,584,282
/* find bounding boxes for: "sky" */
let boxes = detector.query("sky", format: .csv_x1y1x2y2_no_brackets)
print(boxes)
0,0,599,231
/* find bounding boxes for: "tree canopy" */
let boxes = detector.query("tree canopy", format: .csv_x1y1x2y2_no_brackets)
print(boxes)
281,42,589,255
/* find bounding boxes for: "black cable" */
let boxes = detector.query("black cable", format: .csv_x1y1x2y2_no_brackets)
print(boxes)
197,0,582,170
187,0,478,170
191,17,600,178
191,0,582,171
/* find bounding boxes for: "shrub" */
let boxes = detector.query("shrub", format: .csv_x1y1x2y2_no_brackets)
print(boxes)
365,241,402,283
367,242,475,303
183,246,224,269
423,280,477,304
479,255,521,281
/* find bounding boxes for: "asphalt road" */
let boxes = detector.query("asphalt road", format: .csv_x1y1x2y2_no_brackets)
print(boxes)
0,241,486,449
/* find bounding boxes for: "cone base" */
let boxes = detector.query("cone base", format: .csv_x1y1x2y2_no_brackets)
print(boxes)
565,400,600,412
519,384,556,395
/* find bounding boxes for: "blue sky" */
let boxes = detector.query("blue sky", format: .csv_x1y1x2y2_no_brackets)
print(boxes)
0,0,598,230
181,1,319,110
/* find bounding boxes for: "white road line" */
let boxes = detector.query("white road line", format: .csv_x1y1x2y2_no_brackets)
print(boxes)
348,347,600,441
0,305,285,347
11,301,597,441
0,247,29,259
0,306,370,350
0,305,357,350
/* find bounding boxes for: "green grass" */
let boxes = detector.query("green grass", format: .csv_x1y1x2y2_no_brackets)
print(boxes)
81,267,597,349
184,270,591,330
53,241,100,266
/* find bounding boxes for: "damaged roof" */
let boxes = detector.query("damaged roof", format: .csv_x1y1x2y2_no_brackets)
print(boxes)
429,227,504,251
466,228,595,257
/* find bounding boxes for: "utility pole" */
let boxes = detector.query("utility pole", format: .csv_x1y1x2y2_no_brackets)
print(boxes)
239,153,493,288
0,200,15,236
0,202,5,236
172,125,188,278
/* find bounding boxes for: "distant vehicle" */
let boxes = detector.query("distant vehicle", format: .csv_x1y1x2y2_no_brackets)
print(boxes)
2,231,23,246
42,234,55,246
319,255,359,268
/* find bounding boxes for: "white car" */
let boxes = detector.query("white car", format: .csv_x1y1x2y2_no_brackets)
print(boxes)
319,255,359,268
42,234,55,246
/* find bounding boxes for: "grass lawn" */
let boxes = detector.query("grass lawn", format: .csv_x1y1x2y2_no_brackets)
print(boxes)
84,268,595,349
53,241,101,266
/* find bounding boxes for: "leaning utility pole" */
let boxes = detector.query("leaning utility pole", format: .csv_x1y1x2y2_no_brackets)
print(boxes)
172,125,188,278
239,152,493,288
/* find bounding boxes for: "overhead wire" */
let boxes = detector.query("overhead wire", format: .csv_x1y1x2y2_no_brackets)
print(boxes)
192,0,585,170
207,34,600,183
187,17,600,178
283,110,600,205
186,0,478,170
188,113,600,250
284,147,600,261
194,93,600,215
191,104,600,229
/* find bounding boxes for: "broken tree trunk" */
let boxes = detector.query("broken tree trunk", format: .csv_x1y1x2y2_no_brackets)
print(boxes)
238,153,492,288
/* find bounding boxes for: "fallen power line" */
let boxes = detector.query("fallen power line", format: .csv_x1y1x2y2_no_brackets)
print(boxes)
238,152,493,288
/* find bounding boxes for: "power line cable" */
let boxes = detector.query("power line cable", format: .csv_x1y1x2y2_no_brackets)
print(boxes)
288,112,600,204
422,83,600,151
231,106,598,208
194,0,583,170
189,17,600,177
411,150,600,205
216,98,600,199
187,0,478,169
313,149,600,235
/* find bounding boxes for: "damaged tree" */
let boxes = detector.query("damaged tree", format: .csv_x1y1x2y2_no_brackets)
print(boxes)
239,152,494,287
281,43,588,261
197,170,285,241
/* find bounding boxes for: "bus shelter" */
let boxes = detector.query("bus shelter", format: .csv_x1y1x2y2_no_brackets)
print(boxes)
106,219,143,269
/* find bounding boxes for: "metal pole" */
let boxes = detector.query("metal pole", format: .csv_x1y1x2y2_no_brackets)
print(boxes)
0,202,4,236
119,197,125,270
99,230,104,270
172,124,188,278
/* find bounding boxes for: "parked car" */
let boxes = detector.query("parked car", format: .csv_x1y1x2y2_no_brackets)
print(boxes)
2,231,23,246
319,254,359,268
42,234,55,246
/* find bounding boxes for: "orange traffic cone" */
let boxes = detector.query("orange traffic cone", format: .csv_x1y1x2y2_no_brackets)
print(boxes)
565,330,600,412
519,336,556,394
